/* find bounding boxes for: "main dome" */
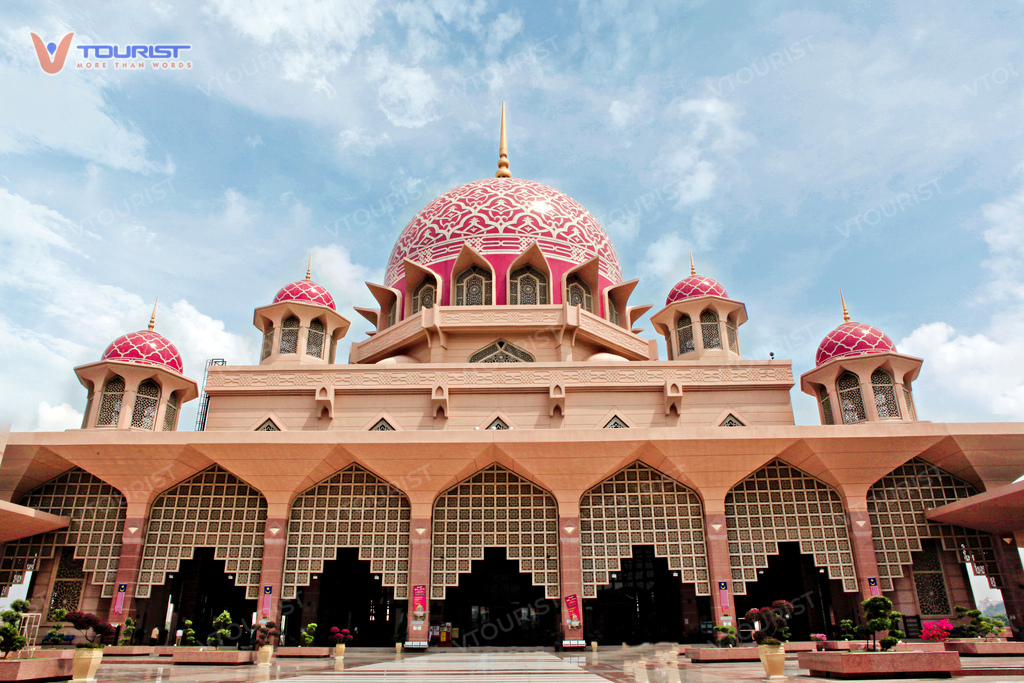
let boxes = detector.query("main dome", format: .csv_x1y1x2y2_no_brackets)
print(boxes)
384,178,622,288
815,322,896,366
101,330,184,374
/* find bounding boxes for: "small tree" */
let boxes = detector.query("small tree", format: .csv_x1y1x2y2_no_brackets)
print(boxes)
118,617,136,645
182,619,196,646
954,606,1000,638
45,607,67,645
65,611,116,648
0,600,30,658
861,596,905,651
712,625,737,647
254,621,279,649
207,610,233,647
300,622,317,647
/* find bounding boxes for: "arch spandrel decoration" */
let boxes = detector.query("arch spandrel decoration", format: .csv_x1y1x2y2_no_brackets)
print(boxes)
135,466,267,600
868,458,1001,592
431,464,559,600
284,465,411,600
580,462,710,599
0,468,126,599
726,459,858,595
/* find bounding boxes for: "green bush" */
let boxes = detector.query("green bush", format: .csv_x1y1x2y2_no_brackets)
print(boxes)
860,596,905,652
208,611,233,647
954,605,1001,638
711,625,737,647
0,600,30,658
45,608,67,645
182,619,196,646
300,622,317,647
118,617,136,645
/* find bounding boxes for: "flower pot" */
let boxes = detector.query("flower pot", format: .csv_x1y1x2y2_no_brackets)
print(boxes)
72,648,104,682
256,645,273,666
758,643,785,679
395,642,402,654
335,643,346,657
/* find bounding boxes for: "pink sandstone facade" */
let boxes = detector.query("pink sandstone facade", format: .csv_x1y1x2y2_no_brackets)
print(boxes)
2,121,1024,648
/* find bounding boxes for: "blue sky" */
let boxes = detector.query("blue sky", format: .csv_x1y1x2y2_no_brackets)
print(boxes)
2,0,1024,431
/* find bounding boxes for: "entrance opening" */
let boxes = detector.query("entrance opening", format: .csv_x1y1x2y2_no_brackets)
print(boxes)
734,542,846,641
584,545,694,644
440,547,559,647
283,547,402,647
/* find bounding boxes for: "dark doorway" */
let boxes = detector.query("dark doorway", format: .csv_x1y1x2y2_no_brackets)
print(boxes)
162,547,255,647
441,547,559,647
734,542,837,641
584,545,685,644
284,547,402,647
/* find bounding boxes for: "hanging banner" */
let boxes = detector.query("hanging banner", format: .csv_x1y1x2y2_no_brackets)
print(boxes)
718,581,729,611
261,585,273,616
113,583,127,615
867,577,881,597
564,594,581,630
412,585,427,628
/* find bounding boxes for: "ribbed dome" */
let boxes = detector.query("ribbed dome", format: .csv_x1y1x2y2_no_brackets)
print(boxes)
273,279,336,310
815,322,896,366
101,330,184,374
666,275,728,304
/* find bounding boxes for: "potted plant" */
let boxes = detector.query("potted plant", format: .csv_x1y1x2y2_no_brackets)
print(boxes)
42,608,67,647
254,621,278,666
811,633,827,650
66,611,115,681
330,627,353,656
759,636,785,678
300,623,316,647
1,600,30,658
712,625,737,647
206,610,234,648
182,619,196,646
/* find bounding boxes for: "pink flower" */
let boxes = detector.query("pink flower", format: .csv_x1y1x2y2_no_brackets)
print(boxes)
922,619,953,642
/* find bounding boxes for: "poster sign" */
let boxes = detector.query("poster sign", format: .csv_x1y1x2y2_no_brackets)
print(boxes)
261,585,272,616
718,581,729,611
564,594,582,629
113,583,127,615
412,585,427,628
867,577,881,597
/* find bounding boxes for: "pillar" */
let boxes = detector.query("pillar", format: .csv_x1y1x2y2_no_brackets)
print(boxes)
106,503,149,624
846,508,881,603
704,511,736,630
257,517,288,625
405,517,432,645
559,515,583,643
1002,533,1024,640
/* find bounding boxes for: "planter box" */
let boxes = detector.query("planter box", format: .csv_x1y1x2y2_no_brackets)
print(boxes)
171,649,253,665
103,646,154,656
894,642,947,652
688,647,762,662
0,657,73,682
824,641,852,650
944,640,1024,656
155,646,202,656
274,647,331,658
780,641,817,652
798,651,962,679
16,650,72,659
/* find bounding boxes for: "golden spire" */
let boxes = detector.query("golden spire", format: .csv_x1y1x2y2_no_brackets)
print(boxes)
306,254,312,281
840,290,850,323
148,298,159,331
496,102,511,178
689,251,696,276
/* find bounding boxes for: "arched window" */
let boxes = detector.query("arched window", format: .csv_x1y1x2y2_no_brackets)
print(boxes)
468,339,535,363
903,382,917,421
566,274,593,312
700,309,722,349
261,326,274,360
455,266,492,306
609,302,620,326
837,372,866,424
412,281,435,313
509,265,548,305
676,314,695,354
604,416,629,428
726,315,738,353
306,319,326,358
131,379,160,430
871,369,900,419
96,376,125,427
818,387,835,425
279,316,299,354
162,392,179,431
386,301,397,328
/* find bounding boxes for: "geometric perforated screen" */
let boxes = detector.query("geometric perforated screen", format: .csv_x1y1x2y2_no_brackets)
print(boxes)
867,458,1001,591
0,468,125,599
284,464,411,600
726,459,858,594
135,466,267,600
580,462,709,598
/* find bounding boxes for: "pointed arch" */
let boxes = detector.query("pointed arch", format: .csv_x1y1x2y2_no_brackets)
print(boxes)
699,309,721,349
130,379,160,430
403,259,441,316
279,315,300,354
676,314,695,355
507,241,552,305
838,372,866,424
96,375,125,427
871,368,900,419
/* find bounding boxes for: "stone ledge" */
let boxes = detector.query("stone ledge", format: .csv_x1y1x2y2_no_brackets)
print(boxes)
945,640,1024,656
171,650,254,665
797,651,961,679
274,647,332,657
0,657,73,681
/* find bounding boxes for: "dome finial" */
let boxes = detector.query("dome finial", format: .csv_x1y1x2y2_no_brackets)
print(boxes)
689,250,696,276
840,289,850,323
496,102,511,178
148,298,159,331
306,254,312,281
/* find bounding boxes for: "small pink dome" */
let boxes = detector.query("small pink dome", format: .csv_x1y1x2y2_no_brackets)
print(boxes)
815,322,896,366
666,275,728,305
273,280,336,310
102,330,184,374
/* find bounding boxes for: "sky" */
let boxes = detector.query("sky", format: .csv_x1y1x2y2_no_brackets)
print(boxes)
1,1,1024,432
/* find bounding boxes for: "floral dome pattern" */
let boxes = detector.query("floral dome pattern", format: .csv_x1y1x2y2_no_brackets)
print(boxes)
815,322,896,366
273,280,337,311
101,330,184,374
665,275,728,305
384,177,622,287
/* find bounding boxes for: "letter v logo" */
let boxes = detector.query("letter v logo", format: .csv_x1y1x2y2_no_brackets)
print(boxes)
30,32,74,74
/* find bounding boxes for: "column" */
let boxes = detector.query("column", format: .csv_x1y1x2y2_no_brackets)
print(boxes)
704,510,736,631
558,514,584,644
846,508,882,602
257,517,288,625
405,517,432,645
106,502,149,624
1002,533,1024,640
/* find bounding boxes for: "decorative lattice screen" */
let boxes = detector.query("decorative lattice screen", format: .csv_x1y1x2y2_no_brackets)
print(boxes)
580,462,710,598
284,465,411,600
913,540,952,616
136,466,267,599
431,464,559,600
0,468,125,599
726,459,858,594
868,458,1001,591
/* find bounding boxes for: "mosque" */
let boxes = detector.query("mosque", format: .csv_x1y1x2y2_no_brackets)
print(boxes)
2,107,1023,648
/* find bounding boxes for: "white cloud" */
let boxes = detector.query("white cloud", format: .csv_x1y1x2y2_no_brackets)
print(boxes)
485,12,523,57
337,128,391,156
643,232,688,286
36,402,82,432
367,51,439,128
690,213,721,250
220,189,257,233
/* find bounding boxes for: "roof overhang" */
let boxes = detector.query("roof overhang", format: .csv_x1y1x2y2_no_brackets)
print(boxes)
0,500,69,543
925,479,1024,534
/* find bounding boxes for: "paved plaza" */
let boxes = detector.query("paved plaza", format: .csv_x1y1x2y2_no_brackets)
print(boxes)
81,646,1024,683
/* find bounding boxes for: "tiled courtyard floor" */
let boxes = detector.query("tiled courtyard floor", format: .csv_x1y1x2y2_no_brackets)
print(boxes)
86,645,1024,682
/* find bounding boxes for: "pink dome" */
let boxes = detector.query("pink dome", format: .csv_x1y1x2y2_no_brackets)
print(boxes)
102,330,184,374
815,322,896,366
384,178,622,294
666,275,728,305
273,280,336,310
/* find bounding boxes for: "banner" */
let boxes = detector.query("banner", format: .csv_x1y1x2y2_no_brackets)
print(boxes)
564,594,581,630
113,583,127,615
261,585,272,616
412,585,427,628
718,581,729,611
867,577,881,597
